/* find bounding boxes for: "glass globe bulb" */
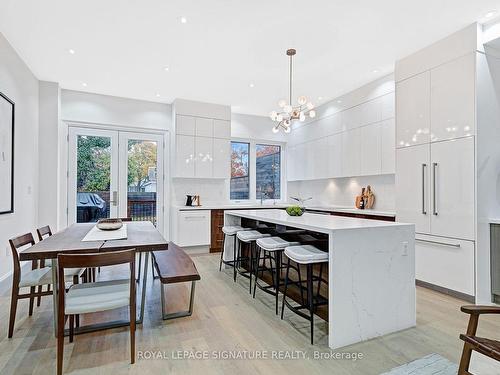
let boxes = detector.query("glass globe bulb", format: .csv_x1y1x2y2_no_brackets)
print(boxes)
309,110,316,118
284,126,291,133
299,112,306,121
307,102,314,110
297,96,307,105
284,104,292,114
272,126,280,134
269,111,277,121
278,99,287,108
276,114,283,122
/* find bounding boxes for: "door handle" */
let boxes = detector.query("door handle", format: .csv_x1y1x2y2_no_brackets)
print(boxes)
110,191,118,206
422,163,427,215
416,238,460,248
432,163,438,216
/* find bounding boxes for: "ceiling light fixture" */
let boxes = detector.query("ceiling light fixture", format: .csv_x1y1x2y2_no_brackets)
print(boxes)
270,49,315,133
164,67,169,72
156,93,161,97
68,49,75,54
372,69,379,73
249,83,255,88
180,16,187,24
82,82,87,87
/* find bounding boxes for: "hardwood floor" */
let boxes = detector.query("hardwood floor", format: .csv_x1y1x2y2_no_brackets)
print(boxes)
0,253,498,374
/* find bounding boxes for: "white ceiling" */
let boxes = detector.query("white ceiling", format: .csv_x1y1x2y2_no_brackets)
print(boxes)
0,0,498,116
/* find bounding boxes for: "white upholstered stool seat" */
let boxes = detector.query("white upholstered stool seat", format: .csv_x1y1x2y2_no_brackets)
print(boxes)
19,267,52,288
256,237,300,252
222,226,249,236
65,279,130,315
284,245,328,264
237,230,270,243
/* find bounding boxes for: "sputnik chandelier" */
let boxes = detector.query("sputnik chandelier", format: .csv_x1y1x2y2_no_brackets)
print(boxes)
270,48,316,133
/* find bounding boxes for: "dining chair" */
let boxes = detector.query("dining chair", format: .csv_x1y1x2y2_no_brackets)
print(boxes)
8,233,53,338
56,249,136,375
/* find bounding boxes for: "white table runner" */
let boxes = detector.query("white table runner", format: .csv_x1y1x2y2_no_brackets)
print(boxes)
82,224,128,242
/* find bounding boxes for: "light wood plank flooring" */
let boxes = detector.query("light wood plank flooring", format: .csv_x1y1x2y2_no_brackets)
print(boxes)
0,253,498,374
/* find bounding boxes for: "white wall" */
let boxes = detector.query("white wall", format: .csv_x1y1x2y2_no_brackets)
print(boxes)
231,113,287,142
287,74,396,211
0,33,39,281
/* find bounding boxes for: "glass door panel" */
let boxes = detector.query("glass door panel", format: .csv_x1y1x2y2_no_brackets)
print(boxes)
68,128,119,223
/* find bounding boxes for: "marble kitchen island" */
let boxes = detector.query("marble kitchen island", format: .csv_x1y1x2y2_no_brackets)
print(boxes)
223,209,416,349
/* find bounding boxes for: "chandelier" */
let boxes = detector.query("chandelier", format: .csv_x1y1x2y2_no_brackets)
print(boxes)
270,48,316,133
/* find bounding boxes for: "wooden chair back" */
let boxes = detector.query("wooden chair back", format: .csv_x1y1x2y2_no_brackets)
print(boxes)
57,250,136,310
36,225,52,241
120,218,133,222
8,233,36,278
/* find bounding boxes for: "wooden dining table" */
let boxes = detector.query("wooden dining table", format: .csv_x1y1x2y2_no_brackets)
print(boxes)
19,221,168,336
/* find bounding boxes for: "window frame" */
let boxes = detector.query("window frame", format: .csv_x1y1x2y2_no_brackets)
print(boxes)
230,138,286,203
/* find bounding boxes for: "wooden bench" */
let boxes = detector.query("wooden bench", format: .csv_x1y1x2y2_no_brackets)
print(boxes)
152,243,200,320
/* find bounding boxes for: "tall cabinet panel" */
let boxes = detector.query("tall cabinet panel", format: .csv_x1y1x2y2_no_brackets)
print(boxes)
396,71,431,147
194,137,213,178
430,137,475,240
396,144,431,234
175,135,195,178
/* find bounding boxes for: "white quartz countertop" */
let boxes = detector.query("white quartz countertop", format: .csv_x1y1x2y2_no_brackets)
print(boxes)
490,218,500,225
225,209,411,234
174,203,396,217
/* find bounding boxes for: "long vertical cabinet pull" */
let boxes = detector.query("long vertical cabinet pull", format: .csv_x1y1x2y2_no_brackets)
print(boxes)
432,162,438,215
422,164,427,214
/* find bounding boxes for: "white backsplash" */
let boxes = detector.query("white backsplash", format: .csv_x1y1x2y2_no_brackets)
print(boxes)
287,174,395,211
171,178,229,206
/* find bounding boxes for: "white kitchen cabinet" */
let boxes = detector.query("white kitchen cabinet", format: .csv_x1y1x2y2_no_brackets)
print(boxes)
381,119,396,174
430,137,475,240
313,137,329,179
327,133,342,177
177,210,211,247
430,54,475,142
287,145,296,181
212,138,230,178
396,144,431,234
396,71,431,147
195,117,213,137
213,119,231,139
175,135,195,178
360,123,381,176
176,115,196,136
194,137,213,178
381,92,395,120
415,234,475,296
295,143,307,181
341,128,361,176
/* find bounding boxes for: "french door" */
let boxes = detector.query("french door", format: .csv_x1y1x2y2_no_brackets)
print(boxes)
68,127,165,232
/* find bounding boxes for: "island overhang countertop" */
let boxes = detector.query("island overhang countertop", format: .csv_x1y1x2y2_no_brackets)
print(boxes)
224,208,409,233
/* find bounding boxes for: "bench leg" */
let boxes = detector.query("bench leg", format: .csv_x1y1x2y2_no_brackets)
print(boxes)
161,281,196,320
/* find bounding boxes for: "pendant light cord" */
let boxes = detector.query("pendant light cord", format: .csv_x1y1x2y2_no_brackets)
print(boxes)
289,54,293,106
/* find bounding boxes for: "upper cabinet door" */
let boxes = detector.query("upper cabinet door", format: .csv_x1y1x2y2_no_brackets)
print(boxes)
396,71,431,148
194,137,213,178
213,119,231,139
195,117,214,137
327,133,342,177
360,123,382,176
396,143,431,234
430,137,475,240
341,128,361,177
212,138,230,179
381,118,396,174
176,115,196,136
430,54,475,143
175,135,195,178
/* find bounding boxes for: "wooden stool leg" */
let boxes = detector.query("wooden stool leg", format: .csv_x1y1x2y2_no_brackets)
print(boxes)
233,236,238,282
307,264,314,345
458,314,479,374
275,251,281,315
252,246,262,298
219,233,226,271
69,315,74,343
8,284,19,338
281,258,291,320
28,286,36,316
37,285,43,306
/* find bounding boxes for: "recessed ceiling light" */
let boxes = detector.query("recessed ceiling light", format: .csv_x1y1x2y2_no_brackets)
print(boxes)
164,67,169,72
485,10,496,18
249,83,255,88
180,16,187,24
156,93,161,97
68,49,75,54
337,100,342,103
372,69,379,73
81,82,87,87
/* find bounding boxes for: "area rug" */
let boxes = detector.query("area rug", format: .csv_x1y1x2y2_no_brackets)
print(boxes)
381,353,458,375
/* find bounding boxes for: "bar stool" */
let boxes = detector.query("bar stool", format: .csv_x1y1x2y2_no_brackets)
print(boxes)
219,226,249,281
253,237,300,314
236,230,270,293
281,245,328,345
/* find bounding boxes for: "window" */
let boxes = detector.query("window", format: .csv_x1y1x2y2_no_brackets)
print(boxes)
230,141,250,199
256,144,281,199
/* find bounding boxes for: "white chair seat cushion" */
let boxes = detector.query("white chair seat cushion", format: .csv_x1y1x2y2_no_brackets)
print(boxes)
222,226,249,236
65,279,130,315
256,237,299,251
284,245,328,264
237,230,271,242
64,268,84,277
19,267,52,287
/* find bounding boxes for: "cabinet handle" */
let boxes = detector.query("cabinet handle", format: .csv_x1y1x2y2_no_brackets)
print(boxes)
416,238,461,248
432,162,438,216
421,164,427,215
184,215,207,220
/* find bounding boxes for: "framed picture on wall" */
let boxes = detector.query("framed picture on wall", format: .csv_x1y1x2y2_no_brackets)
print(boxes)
0,91,14,214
